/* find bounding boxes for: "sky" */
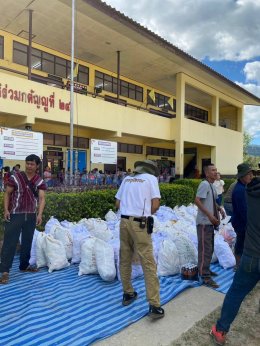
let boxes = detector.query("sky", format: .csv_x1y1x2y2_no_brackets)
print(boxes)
104,0,260,145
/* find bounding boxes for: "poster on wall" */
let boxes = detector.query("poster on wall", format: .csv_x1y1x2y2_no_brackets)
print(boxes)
0,127,43,160
90,139,117,164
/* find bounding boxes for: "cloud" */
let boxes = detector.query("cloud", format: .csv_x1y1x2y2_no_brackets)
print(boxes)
244,61,260,83
104,0,260,61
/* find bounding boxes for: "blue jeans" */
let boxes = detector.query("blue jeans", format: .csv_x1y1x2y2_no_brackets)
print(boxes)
216,254,260,332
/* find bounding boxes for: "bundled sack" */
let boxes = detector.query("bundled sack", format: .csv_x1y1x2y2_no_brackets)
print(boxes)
157,239,180,276
45,216,60,234
80,218,113,242
105,209,118,222
214,233,236,269
94,239,116,281
70,224,90,264
50,225,73,260
36,231,48,268
44,235,70,273
78,237,98,276
170,233,198,267
29,229,40,266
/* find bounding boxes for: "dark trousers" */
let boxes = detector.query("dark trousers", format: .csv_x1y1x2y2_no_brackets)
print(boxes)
0,213,36,273
197,224,214,278
234,230,246,256
216,254,260,332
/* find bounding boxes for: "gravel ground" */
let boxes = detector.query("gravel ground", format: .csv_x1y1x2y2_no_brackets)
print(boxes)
171,283,260,346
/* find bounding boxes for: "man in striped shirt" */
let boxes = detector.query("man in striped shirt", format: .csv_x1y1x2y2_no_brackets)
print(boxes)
0,154,46,284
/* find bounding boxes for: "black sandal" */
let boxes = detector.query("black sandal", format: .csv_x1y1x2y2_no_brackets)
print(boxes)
202,278,219,288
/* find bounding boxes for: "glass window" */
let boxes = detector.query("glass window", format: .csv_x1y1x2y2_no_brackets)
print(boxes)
54,134,66,146
13,41,28,66
77,65,89,85
77,137,89,149
55,63,66,78
0,36,4,59
120,143,127,153
128,144,135,153
135,145,143,154
43,133,54,145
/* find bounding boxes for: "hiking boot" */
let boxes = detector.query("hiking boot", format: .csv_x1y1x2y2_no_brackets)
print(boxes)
210,325,227,345
210,270,218,277
122,291,138,306
202,277,219,288
148,305,165,319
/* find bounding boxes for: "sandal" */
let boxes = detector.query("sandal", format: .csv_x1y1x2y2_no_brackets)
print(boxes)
0,272,9,284
20,266,39,273
202,278,219,288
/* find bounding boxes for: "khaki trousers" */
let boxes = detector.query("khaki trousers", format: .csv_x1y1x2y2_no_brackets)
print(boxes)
119,218,160,307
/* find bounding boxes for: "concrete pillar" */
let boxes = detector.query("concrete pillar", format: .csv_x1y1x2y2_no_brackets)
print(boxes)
212,96,219,126
175,72,185,178
237,107,243,132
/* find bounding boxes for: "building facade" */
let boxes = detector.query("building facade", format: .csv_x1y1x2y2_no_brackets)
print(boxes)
0,0,259,177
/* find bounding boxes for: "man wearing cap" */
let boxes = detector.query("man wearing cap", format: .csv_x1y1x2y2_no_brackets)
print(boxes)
115,160,164,319
232,163,254,270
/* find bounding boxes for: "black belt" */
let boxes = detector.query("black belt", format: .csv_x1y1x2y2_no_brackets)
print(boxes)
121,215,143,222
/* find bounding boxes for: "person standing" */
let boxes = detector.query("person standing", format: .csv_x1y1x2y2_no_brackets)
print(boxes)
223,181,237,217
195,164,225,288
232,163,254,270
0,154,46,284
115,159,164,319
210,176,260,345
213,172,225,206
43,165,52,187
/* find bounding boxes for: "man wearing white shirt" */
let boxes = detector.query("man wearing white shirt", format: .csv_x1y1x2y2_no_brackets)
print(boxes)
213,172,225,206
115,160,164,319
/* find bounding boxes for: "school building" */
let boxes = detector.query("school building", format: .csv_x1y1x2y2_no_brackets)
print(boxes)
0,0,259,177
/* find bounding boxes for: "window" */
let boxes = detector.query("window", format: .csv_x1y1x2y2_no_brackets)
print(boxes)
185,103,208,121
146,146,175,157
0,36,4,59
77,65,89,85
117,142,143,154
54,134,66,146
95,71,143,102
13,41,89,85
43,133,55,145
147,90,176,112
13,41,28,66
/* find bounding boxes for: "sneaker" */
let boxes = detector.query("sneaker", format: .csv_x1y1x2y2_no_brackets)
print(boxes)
210,325,227,345
202,277,219,288
122,291,138,306
148,305,165,319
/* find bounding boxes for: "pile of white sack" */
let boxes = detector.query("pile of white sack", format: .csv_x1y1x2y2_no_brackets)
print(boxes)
29,205,237,281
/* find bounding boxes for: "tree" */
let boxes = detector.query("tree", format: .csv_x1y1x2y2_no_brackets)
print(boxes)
243,131,260,168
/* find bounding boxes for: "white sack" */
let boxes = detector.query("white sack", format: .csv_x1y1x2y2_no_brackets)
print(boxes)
50,225,73,260
29,229,40,266
105,210,118,222
78,237,98,276
171,233,198,267
36,232,48,268
44,235,70,273
94,239,116,281
70,224,90,264
45,216,60,234
157,239,180,276
214,234,236,269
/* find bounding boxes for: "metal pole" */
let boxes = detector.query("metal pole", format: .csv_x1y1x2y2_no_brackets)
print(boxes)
28,9,33,80
117,51,120,103
70,0,75,185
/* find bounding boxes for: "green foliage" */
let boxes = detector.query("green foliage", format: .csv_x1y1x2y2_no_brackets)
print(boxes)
159,184,194,208
223,178,236,193
0,184,194,238
172,179,202,199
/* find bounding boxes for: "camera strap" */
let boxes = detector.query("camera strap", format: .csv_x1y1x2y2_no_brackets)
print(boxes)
207,180,219,223
21,172,39,199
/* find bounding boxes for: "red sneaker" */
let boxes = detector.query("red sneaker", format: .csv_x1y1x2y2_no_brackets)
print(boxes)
210,325,227,345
